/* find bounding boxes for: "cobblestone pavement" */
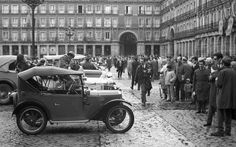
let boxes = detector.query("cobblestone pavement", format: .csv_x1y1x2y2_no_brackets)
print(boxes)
0,67,235,147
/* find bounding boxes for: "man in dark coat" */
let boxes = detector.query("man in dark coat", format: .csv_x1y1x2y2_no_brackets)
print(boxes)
193,59,210,113
175,56,183,101
82,57,97,70
130,57,139,90
59,51,75,69
151,57,159,81
204,52,223,127
211,57,236,137
135,57,152,106
180,57,193,101
106,57,112,72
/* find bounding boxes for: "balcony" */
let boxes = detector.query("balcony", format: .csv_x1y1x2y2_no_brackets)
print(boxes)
173,22,219,40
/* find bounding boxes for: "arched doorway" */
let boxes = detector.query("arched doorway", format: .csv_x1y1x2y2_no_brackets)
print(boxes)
170,28,175,57
119,32,137,56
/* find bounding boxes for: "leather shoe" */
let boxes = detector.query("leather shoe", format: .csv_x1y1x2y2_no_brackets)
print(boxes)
203,123,211,127
210,132,224,137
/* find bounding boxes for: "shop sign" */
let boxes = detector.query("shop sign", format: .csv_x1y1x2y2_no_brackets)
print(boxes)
218,20,224,35
226,16,234,36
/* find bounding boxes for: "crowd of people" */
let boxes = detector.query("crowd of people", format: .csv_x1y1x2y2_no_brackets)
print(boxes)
14,51,236,137
110,53,236,137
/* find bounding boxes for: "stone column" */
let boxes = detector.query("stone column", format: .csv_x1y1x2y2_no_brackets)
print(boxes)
28,45,31,57
83,44,86,55
137,43,145,55
47,45,50,55
151,45,154,56
56,45,59,55
19,45,22,54
65,44,68,53
102,45,105,56
0,45,2,55
111,43,119,56
214,36,217,54
92,45,95,57
9,45,12,55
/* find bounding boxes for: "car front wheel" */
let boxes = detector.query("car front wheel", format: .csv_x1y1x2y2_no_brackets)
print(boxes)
16,106,47,135
104,104,134,133
0,84,12,105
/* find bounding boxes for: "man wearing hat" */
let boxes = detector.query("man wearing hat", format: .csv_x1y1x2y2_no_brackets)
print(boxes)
211,56,236,136
59,51,75,69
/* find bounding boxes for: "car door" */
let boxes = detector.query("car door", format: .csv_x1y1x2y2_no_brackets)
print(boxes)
42,93,85,121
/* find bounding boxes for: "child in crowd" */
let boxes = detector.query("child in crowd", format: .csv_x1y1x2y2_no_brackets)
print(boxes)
164,65,176,102
184,78,192,101
159,72,167,99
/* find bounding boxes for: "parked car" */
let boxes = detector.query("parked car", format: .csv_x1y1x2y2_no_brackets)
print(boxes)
12,66,134,135
0,55,17,104
44,55,103,77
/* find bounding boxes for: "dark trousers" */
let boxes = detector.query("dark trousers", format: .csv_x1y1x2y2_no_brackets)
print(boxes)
217,109,232,133
131,74,135,89
197,100,206,112
117,70,123,78
175,80,184,100
141,84,147,104
207,105,216,124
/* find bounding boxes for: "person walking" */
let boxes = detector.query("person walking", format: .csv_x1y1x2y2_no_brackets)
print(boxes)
127,57,133,79
151,57,159,81
193,59,210,113
211,57,236,137
130,56,139,89
106,57,112,72
135,57,152,106
204,52,223,127
116,58,124,79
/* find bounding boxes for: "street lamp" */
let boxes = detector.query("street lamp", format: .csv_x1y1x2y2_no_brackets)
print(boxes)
22,0,44,59
65,26,75,45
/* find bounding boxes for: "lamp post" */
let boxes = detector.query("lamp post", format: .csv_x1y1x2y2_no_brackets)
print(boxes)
65,26,75,45
65,26,75,52
22,0,44,59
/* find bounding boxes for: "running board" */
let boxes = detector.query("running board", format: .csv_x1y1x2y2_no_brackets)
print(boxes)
49,120,90,124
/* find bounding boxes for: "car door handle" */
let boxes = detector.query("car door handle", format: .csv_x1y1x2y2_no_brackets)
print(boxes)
54,103,60,106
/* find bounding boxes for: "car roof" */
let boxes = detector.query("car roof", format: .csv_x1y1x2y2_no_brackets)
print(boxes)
44,54,86,60
0,55,17,71
18,66,83,80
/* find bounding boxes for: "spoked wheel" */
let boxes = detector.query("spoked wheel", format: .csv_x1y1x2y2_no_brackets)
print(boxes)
16,106,47,135
0,84,12,105
104,105,134,133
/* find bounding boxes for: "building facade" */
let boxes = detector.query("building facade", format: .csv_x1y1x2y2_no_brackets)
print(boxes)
0,0,161,58
160,0,236,58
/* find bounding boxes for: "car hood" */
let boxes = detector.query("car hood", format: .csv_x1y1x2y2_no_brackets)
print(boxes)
89,90,121,96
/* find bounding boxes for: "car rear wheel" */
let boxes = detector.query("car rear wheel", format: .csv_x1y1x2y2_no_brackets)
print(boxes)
16,106,47,135
0,84,12,105
104,104,134,133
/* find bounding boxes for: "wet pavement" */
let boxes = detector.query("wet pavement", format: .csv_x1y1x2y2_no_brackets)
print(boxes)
0,67,235,147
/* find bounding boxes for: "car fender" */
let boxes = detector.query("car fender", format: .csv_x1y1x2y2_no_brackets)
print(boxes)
0,79,17,90
92,99,132,120
12,101,51,119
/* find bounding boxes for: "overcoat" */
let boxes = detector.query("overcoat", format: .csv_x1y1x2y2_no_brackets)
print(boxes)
216,67,236,109
135,63,152,91
193,68,210,101
208,70,218,107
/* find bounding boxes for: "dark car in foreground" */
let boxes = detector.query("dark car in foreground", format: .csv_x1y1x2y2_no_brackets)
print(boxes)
12,66,134,135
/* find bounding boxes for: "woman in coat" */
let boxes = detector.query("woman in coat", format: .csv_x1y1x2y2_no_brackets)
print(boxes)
193,59,210,113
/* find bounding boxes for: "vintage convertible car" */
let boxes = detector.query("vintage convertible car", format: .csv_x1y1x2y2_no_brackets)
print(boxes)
12,66,134,135
0,55,17,104
44,55,103,78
